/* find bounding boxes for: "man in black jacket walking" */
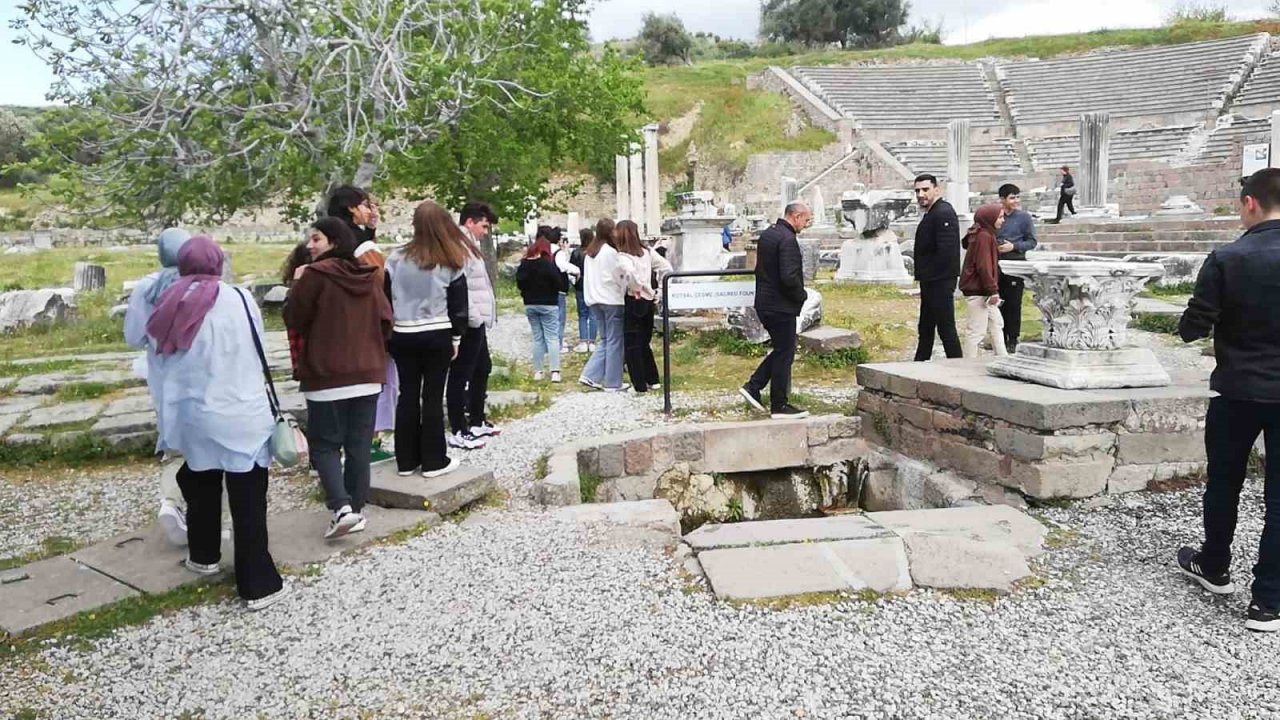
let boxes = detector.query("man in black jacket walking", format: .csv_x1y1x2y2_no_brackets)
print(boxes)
911,174,963,361
1175,168,1280,633
740,201,812,419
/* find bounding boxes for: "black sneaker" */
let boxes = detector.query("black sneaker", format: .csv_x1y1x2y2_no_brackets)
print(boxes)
1246,601,1280,632
738,385,766,412
770,404,810,420
1176,546,1235,595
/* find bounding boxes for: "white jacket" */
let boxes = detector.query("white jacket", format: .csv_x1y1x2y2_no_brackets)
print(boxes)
618,248,673,302
583,244,627,307
460,229,496,329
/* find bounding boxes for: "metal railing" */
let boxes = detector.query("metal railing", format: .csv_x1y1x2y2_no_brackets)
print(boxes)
660,269,756,416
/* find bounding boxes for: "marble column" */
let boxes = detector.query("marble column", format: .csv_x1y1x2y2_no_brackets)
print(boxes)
1078,112,1111,208
1270,110,1280,169
629,151,645,230
643,124,661,237
567,212,581,241
946,119,971,213
614,155,630,221
780,176,798,215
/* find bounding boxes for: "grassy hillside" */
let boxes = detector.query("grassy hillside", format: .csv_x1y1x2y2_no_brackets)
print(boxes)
645,20,1279,178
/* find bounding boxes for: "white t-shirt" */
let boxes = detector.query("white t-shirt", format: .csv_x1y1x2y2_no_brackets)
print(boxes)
303,383,383,402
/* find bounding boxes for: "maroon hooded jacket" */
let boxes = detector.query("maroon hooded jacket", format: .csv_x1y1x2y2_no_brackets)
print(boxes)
283,256,392,392
959,205,1002,298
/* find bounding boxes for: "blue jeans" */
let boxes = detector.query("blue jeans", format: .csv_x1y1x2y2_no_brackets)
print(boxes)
557,292,568,349
582,304,625,389
525,305,561,372
575,288,596,342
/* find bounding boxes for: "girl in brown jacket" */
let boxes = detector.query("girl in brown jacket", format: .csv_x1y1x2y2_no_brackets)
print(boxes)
959,204,1009,359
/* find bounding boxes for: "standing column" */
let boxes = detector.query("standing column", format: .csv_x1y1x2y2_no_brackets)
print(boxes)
946,119,971,213
1079,112,1111,208
1270,110,1280,169
780,176,798,215
615,155,630,221
643,125,661,237
629,151,645,230
567,212,581,241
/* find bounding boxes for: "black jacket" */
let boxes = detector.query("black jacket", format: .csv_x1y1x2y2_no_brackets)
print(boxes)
516,256,562,306
913,199,961,282
1180,219,1280,402
754,219,806,317
570,248,587,292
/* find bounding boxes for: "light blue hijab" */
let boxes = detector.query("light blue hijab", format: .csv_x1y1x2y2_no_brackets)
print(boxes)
144,228,193,304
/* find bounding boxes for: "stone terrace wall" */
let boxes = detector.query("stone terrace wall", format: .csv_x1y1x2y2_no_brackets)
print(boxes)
1037,219,1241,256
1113,162,1244,216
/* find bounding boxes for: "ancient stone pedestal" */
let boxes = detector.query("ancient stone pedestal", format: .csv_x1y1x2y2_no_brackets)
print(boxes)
835,229,913,286
73,263,106,292
799,238,821,282
669,216,728,279
987,260,1170,389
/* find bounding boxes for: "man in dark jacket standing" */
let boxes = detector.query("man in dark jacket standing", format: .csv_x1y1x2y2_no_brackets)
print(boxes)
740,201,812,419
912,174,963,361
1175,168,1280,633
997,183,1037,352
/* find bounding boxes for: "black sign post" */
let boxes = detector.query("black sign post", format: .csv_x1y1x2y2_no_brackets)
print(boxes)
661,269,756,417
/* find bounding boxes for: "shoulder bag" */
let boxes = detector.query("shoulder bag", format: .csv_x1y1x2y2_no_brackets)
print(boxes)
236,288,307,468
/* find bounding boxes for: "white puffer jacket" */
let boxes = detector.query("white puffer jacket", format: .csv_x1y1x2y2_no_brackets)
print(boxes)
461,230,496,329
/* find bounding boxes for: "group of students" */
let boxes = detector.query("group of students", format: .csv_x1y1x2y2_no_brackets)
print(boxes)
121,189,504,610
516,218,672,393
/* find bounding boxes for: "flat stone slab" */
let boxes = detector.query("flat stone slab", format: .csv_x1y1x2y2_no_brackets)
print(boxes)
685,515,890,550
267,506,440,568
104,394,155,416
0,398,43,417
698,537,912,600
556,499,681,536
21,400,105,429
902,534,1031,593
91,411,155,435
866,505,1048,558
798,326,863,355
1133,297,1185,317
0,557,139,635
368,464,496,516
71,523,233,595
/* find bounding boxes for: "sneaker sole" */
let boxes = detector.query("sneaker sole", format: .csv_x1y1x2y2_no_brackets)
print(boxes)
424,458,461,479
1246,616,1280,632
324,514,362,540
1179,566,1236,595
447,440,486,450
578,378,601,391
159,511,188,547
771,411,810,420
247,587,287,612
183,561,221,576
349,519,367,534
738,387,766,412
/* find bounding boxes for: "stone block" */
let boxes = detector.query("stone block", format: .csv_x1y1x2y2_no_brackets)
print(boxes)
806,417,831,447
1115,432,1205,465
936,438,1004,481
1108,464,1154,494
368,464,496,515
925,472,978,507
5,433,41,447
866,504,1048,559
885,374,919,399
975,480,1028,509
855,392,882,416
0,413,17,436
698,537,912,600
798,326,862,354
902,535,1031,593
0,557,138,635
104,431,158,450
931,410,965,434
71,523,232,595
994,429,1116,462
918,381,963,407
0,398,42,417
891,400,934,431
1123,391,1212,433
862,469,901,512
651,433,674,471
22,400,105,429
267,507,438,568
855,364,891,391
961,385,1131,431
556,499,681,536
702,420,808,473
807,436,869,467
896,423,940,463
671,429,704,463
104,394,154,417
576,447,599,478
597,442,625,479
624,437,654,475
1154,462,1207,485
533,476,580,506
829,416,861,439
594,474,660,503
686,515,891,550
1010,458,1114,499
91,412,155,435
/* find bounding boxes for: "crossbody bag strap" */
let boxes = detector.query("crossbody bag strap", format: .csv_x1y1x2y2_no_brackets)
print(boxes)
235,287,281,419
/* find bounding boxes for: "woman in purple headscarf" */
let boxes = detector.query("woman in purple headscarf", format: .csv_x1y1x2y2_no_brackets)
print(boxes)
146,235,285,611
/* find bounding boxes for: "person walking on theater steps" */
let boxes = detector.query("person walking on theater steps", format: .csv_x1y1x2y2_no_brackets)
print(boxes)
1175,167,1280,633
1052,166,1076,223
911,174,963,361
996,183,1037,352
739,201,812,420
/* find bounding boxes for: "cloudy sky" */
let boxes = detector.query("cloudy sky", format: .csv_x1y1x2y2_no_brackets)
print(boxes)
1,0,1275,105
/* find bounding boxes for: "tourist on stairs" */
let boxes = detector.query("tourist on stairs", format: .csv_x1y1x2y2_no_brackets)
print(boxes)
579,218,629,392
283,218,392,540
616,220,671,394
145,235,285,611
1176,167,1280,633
1053,166,1076,223
448,202,501,451
995,183,1036,352
959,204,1009,359
739,201,811,420
386,201,471,478
552,228,579,355
124,226,194,547
516,227,565,384
911,173,963,361
571,228,597,353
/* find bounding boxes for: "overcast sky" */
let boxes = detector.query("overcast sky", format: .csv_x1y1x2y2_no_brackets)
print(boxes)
1,0,1276,105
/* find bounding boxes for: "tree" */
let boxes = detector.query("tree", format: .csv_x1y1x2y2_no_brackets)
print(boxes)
12,0,643,227
0,109,38,188
760,0,911,49
639,13,693,66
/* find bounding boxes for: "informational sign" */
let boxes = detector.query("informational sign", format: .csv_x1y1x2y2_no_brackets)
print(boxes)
1243,143,1270,177
666,281,756,310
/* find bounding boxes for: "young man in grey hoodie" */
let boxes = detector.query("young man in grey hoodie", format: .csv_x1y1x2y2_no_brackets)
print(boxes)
448,202,501,450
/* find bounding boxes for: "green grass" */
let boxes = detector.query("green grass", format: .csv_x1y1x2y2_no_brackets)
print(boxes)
0,536,80,572
0,431,155,469
1146,282,1196,297
579,472,603,503
1133,313,1181,335
0,358,93,378
52,381,135,402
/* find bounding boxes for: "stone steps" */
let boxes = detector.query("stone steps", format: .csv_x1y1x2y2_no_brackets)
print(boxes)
368,462,496,516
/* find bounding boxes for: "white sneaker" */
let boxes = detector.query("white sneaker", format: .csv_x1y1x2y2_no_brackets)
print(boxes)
560,345,570,354
397,467,418,477
588,342,597,352
158,502,188,547
447,431,486,450
470,421,502,438
533,370,545,381
246,585,288,612
349,515,367,534
579,376,602,391
183,558,221,576
573,342,588,353
550,371,562,383
423,457,461,479
324,505,361,539
604,383,631,393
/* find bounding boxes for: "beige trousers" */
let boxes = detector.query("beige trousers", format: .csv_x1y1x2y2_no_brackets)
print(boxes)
964,296,1008,359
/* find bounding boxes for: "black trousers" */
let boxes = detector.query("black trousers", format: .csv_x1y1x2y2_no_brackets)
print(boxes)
914,277,963,361
177,462,282,601
306,394,377,512
447,326,490,434
746,310,798,411
997,272,1025,351
1055,193,1076,221
390,330,453,474
623,296,660,392
1200,397,1280,606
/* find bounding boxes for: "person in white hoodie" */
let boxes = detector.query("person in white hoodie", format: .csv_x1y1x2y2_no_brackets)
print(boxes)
448,202,501,451
579,218,629,392
615,220,672,394
552,228,580,353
